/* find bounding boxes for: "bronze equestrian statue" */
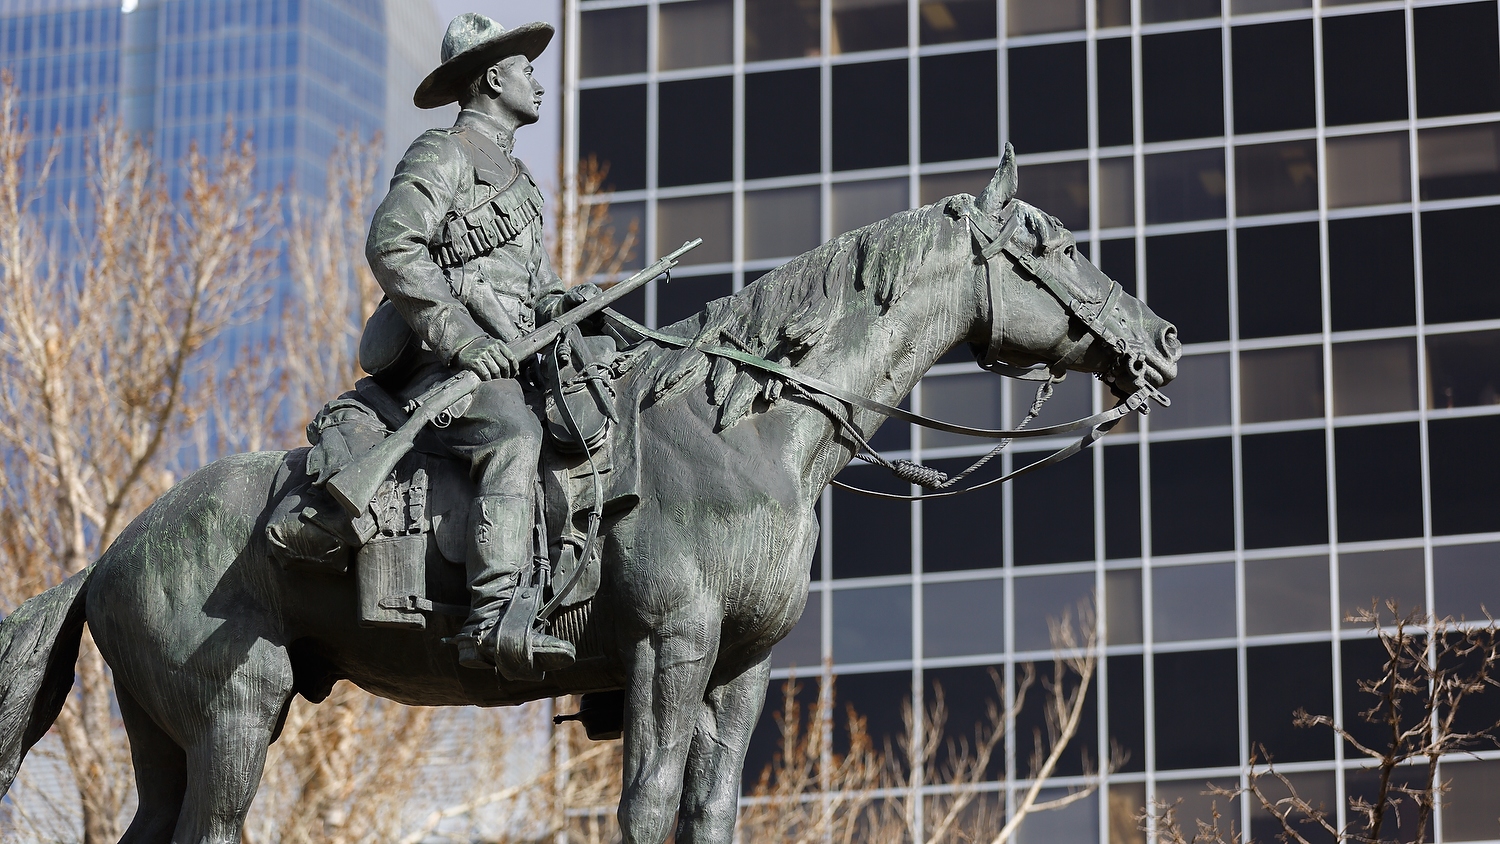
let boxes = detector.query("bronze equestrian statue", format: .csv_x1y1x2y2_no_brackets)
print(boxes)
0,13,1181,843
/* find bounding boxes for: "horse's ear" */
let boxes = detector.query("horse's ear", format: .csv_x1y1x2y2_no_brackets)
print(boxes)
977,142,1018,218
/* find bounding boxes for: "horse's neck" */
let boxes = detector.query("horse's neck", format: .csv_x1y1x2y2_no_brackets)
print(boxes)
788,253,982,494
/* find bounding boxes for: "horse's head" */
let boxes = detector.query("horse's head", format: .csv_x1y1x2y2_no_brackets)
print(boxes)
965,145,1180,399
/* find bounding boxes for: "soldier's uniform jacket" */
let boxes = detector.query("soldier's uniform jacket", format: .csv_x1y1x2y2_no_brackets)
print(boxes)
366,108,565,370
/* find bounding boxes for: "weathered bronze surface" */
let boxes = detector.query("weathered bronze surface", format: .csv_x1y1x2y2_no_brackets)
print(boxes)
0,13,1180,844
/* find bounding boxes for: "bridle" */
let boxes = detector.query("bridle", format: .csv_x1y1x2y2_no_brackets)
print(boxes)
605,197,1171,501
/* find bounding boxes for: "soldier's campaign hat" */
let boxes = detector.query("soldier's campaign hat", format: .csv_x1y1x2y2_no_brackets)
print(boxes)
414,13,554,109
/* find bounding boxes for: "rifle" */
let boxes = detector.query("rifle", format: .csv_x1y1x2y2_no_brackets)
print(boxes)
325,238,702,517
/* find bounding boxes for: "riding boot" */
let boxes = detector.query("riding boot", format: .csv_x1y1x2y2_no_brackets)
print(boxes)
453,493,576,673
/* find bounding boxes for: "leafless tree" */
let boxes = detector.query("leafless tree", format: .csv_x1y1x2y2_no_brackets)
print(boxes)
1149,603,1500,844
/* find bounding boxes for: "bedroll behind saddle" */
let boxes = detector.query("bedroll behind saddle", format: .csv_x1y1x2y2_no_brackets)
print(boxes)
265,333,645,630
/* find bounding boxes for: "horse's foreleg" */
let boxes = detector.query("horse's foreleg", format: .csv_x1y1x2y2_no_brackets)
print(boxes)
171,639,293,844
618,607,721,844
676,652,773,844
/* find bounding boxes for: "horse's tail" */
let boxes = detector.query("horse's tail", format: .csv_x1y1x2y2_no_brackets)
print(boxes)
0,564,93,794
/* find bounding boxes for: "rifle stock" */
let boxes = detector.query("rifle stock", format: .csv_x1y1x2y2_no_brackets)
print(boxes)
323,238,701,518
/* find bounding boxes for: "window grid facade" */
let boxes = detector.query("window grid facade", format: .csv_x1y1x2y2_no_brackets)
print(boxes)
567,0,1500,839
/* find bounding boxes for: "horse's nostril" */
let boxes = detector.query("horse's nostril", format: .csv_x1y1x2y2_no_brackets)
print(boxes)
1160,325,1181,358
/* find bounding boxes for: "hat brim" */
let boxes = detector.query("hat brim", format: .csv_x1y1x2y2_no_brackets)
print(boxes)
414,22,554,110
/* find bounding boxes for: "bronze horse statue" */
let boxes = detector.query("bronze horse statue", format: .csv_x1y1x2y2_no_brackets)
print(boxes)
0,150,1178,844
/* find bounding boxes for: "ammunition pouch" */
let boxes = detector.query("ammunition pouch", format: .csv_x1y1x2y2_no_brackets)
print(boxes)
430,172,544,270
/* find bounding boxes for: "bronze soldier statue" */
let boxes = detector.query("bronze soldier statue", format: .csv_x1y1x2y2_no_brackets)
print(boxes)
363,12,593,673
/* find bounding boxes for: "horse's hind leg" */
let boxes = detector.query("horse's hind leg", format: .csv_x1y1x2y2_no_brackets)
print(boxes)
171,640,294,844
676,652,772,844
117,684,186,844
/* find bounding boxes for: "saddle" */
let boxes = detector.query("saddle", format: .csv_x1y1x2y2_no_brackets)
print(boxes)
266,325,647,635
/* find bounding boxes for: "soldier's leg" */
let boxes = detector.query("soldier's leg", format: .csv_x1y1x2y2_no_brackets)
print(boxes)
442,377,572,671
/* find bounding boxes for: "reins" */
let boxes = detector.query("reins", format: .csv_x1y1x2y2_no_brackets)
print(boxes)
599,197,1168,501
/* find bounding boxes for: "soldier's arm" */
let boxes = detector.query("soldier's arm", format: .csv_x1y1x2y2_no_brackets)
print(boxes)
365,131,489,365
534,243,572,323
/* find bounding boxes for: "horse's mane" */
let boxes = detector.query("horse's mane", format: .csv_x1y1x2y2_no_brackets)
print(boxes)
644,199,966,430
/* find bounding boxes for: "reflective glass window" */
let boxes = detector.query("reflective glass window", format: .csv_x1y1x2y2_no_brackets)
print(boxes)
1152,438,1235,555
1338,547,1425,626
659,77,733,187
919,169,989,206
1142,0,1220,23
1008,43,1088,154
1142,30,1224,142
1427,330,1500,409
923,579,1005,657
1145,148,1227,224
1434,543,1500,622
1423,206,1500,324
1248,642,1335,762
1250,772,1337,844
1098,157,1134,229
1231,21,1314,134
833,585,912,663
1329,215,1416,331
921,372,1001,450
596,200,646,276
746,69,820,180
1017,160,1088,230
833,178,909,235
922,457,1004,573
832,464,911,577
580,7,647,77
1017,662,1098,778
1417,122,1500,201
921,51,998,163
1430,415,1500,537
1013,572,1094,652
1343,760,1428,833
745,187,821,261
772,593,821,668
1151,352,1229,431
1098,238,1137,296
1154,649,1239,770
831,0,907,54
659,0,732,70
1154,780,1232,834
1326,132,1411,208
1238,222,1321,339
1109,655,1147,773
920,0,997,44
1097,38,1133,148
1153,562,1236,642
1105,445,1142,560
1098,0,1130,27
1243,430,1329,549
746,0,820,61
1331,338,1418,417
1444,759,1500,841
1335,425,1423,543
1106,568,1143,645
579,85,647,191
924,666,1006,779
832,60,909,171
657,194,732,265
1007,0,1083,35
1146,230,1229,343
656,273,734,325
1321,12,1408,126
1017,792,1099,843
1233,0,1309,11
1235,140,1318,216
1246,556,1330,636
834,670,911,752
1013,450,1095,566
1414,2,1500,119
745,677,818,787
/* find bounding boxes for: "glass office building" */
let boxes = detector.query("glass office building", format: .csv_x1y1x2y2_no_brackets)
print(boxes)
567,0,1500,839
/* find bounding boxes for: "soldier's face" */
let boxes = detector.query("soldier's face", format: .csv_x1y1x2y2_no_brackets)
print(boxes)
487,57,543,125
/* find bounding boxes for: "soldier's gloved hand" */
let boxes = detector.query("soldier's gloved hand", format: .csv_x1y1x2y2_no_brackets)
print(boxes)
455,337,518,381
561,283,601,311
